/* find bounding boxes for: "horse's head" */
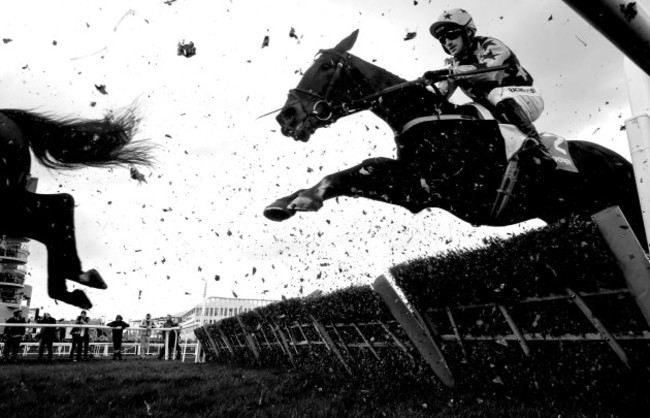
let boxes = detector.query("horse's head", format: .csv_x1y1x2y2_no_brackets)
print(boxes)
276,30,365,142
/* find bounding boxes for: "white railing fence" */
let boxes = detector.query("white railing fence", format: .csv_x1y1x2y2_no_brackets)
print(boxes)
0,323,199,362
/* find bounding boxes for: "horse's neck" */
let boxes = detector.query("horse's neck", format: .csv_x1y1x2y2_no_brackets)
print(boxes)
371,86,442,132
351,59,439,132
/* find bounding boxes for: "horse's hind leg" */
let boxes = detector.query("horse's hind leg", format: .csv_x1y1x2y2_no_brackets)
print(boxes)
20,192,104,308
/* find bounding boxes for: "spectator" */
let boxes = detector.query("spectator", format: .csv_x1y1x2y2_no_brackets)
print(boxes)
157,315,180,360
106,315,130,360
79,310,91,360
37,313,57,361
69,316,85,362
58,320,66,342
139,313,154,358
2,310,26,362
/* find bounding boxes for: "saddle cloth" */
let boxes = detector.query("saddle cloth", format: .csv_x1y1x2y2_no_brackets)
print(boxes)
499,124,579,173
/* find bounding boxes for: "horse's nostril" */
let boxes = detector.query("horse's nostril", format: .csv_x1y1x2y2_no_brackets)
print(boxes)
279,107,296,122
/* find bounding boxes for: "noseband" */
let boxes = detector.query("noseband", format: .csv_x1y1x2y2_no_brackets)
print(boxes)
286,50,356,124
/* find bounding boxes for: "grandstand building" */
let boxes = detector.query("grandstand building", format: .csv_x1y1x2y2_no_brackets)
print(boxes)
0,179,37,329
0,237,33,326
179,296,278,339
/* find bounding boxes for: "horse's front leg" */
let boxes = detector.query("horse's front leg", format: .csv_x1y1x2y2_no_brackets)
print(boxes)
263,183,330,222
264,157,430,221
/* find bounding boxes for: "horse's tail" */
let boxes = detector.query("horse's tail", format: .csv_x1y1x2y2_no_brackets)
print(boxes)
2,106,155,170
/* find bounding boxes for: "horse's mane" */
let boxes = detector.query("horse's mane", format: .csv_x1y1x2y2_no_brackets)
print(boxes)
320,48,407,90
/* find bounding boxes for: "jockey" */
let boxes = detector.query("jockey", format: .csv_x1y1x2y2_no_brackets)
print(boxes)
424,8,556,169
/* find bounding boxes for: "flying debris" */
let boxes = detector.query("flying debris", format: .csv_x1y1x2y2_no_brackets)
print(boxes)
261,35,270,48
2,38,12,44
621,2,638,22
138,290,142,300
289,27,299,40
130,166,147,184
232,291,238,298
404,31,417,41
214,274,220,281
94,84,108,95
177,40,196,58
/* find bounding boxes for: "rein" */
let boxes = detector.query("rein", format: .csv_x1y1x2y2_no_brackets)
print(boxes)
263,49,510,124
331,63,511,116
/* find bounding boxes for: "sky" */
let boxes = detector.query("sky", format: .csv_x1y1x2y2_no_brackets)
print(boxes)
0,0,647,322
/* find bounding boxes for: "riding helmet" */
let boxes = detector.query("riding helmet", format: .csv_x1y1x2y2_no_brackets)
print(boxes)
429,8,477,38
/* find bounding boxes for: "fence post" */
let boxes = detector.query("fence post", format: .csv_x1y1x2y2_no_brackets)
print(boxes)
592,206,650,327
310,316,352,375
372,274,455,388
236,316,260,363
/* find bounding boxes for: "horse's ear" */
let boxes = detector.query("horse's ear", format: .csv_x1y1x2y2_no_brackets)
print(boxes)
334,29,359,52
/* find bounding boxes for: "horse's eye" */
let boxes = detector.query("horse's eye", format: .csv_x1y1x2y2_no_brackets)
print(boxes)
320,62,333,71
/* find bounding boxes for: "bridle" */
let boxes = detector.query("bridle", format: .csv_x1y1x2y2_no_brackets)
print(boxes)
285,49,370,125
273,51,509,128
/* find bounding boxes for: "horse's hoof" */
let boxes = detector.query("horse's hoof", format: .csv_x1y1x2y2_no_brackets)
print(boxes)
263,206,296,222
78,269,107,289
70,290,93,309
54,290,93,310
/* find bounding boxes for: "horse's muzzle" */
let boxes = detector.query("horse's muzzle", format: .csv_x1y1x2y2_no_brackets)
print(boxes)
276,103,315,141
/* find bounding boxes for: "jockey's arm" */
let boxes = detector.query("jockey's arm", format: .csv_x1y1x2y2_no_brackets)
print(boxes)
454,37,512,82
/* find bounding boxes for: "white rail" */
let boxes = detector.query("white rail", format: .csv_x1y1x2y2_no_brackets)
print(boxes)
0,323,197,361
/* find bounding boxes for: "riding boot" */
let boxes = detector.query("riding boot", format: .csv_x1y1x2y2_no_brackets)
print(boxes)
495,98,556,170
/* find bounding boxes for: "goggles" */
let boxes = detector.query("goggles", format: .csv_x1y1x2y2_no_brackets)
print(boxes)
435,28,464,42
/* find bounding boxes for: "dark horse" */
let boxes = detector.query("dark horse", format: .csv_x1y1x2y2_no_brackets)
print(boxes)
0,107,153,309
264,30,647,248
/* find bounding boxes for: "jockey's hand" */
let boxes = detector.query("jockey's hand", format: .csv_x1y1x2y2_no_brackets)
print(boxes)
422,69,453,82
455,65,477,74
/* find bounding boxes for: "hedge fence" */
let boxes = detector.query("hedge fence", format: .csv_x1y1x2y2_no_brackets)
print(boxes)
195,210,650,402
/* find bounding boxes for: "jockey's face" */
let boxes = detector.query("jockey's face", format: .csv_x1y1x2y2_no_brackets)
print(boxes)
436,27,466,57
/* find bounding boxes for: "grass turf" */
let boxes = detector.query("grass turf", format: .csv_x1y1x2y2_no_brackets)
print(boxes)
0,357,644,417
